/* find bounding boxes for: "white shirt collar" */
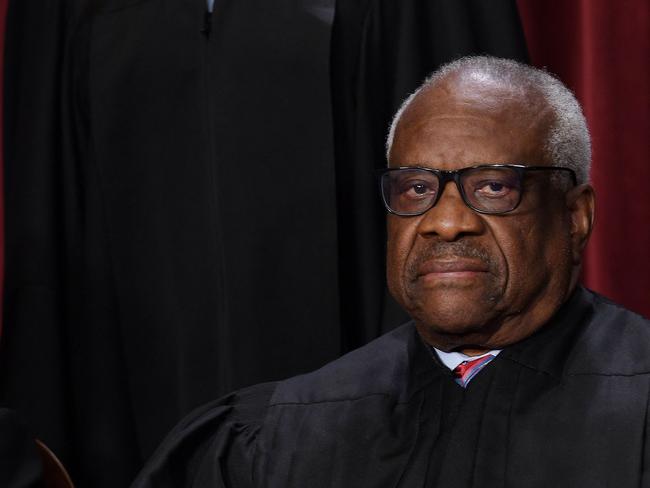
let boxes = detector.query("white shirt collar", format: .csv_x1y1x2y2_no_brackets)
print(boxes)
433,347,501,371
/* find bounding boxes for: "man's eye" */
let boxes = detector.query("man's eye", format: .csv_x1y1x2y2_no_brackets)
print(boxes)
475,181,511,197
411,183,429,195
400,181,434,198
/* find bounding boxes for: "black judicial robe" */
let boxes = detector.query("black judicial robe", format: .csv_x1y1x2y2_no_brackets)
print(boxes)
133,287,650,487
0,409,43,488
1,0,527,485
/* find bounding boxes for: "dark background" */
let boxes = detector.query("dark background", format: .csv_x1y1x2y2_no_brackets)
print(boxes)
0,0,647,486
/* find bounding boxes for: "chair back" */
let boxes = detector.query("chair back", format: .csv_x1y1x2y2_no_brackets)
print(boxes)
35,439,75,488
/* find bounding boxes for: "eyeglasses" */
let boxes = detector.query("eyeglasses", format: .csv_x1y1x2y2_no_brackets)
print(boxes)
378,164,577,216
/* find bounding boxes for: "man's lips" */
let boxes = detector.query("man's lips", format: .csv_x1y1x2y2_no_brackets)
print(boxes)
416,259,489,278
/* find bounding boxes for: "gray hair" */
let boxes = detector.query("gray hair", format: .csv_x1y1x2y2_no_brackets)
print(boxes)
386,56,591,184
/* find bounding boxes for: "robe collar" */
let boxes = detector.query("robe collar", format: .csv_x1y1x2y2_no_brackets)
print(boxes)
407,285,594,396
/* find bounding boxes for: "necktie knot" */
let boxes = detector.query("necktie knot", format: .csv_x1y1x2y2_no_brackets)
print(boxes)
452,354,495,387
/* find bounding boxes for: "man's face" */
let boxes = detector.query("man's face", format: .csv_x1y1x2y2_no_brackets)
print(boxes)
386,77,592,352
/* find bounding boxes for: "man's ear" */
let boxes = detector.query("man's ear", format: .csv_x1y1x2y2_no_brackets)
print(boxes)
566,183,595,265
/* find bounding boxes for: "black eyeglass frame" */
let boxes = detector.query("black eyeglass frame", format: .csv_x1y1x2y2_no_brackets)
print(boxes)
377,164,578,216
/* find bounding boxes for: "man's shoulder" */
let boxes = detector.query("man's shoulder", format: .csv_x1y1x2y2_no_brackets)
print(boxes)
567,289,650,375
270,323,418,406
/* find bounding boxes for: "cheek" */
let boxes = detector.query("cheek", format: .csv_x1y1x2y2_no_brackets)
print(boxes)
386,218,417,296
495,215,572,298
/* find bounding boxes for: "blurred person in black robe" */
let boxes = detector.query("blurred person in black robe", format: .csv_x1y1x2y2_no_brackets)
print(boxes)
132,57,650,487
0,0,528,486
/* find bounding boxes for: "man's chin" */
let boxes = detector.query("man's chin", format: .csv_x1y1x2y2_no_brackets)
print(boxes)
414,315,504,352
417,315,491,336
407,286,503,336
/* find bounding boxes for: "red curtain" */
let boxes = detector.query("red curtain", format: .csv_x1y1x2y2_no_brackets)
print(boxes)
517,0,650,318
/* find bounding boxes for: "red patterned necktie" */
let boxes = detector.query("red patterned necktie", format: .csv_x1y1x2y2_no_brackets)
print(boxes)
452,355,495,388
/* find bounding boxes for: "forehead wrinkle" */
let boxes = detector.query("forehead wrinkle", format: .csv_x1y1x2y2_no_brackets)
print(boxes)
423,105,548,146
394,119,504,165
402,89,550,136
399,115,500,143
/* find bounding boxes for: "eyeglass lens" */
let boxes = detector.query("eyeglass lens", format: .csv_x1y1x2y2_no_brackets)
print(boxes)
381,166,523,215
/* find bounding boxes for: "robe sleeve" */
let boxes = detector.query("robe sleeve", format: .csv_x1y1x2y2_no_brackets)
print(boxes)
130,382,276,488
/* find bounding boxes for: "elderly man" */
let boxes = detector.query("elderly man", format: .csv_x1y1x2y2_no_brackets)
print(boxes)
132,57,650,487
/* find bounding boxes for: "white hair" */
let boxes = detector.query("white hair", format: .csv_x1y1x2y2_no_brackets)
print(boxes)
385,56,591,184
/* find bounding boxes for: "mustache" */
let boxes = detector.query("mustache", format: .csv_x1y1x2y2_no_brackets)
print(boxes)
406,241,498,278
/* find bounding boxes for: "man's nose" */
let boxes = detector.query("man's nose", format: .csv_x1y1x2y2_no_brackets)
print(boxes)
415,181,485,241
